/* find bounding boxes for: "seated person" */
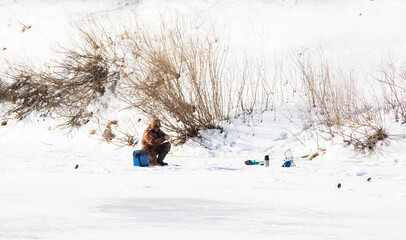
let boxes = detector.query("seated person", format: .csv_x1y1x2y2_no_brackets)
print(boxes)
141,119,171,166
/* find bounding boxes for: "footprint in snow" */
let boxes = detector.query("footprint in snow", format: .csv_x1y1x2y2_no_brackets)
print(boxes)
276,132,288,141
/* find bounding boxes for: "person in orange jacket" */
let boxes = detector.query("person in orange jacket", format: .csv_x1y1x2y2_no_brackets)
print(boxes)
141,119,171,166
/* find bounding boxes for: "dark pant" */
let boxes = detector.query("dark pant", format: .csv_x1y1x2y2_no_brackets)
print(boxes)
145,142,171,166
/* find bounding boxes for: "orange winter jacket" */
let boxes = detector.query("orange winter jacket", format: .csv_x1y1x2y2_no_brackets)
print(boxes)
141,119,167,150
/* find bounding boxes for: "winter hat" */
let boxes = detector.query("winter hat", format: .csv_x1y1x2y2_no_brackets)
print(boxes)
150,119,161,129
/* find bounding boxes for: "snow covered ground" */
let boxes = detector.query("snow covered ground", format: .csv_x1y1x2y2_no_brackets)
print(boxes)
1,0,406,239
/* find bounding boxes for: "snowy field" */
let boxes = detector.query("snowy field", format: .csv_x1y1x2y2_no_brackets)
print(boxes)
1,0,406,239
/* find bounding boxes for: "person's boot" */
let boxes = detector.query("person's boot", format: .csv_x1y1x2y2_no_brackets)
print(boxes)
157,151,169,166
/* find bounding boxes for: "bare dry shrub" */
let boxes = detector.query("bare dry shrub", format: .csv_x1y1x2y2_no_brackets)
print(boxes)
119,20,227,144
1,18,121,128
235,58,279,122
49,20,121,128
117,132,138,147
98,119,138,146
298,54,359,128
0,79,7,102
1,65,59,119
118,18,277,144
377,57,406,123
297,53,388,151
110,15,279,144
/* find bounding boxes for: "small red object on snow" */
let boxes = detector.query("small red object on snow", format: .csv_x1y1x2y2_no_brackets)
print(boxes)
337,183,341,188
75,164,79,169
367,177,371,182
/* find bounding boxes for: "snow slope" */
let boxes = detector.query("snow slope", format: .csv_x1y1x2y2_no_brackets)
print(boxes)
1,0,406,239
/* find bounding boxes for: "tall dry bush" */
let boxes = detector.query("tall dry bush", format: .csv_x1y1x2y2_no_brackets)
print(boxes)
118,21,228,144
49,19,122,127
297,53,388,151
236,59,276,119
119,19,275,144
378,57,406,123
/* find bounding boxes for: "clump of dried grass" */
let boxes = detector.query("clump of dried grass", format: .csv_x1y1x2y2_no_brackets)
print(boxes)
99,119,138,147
103,120,117,143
